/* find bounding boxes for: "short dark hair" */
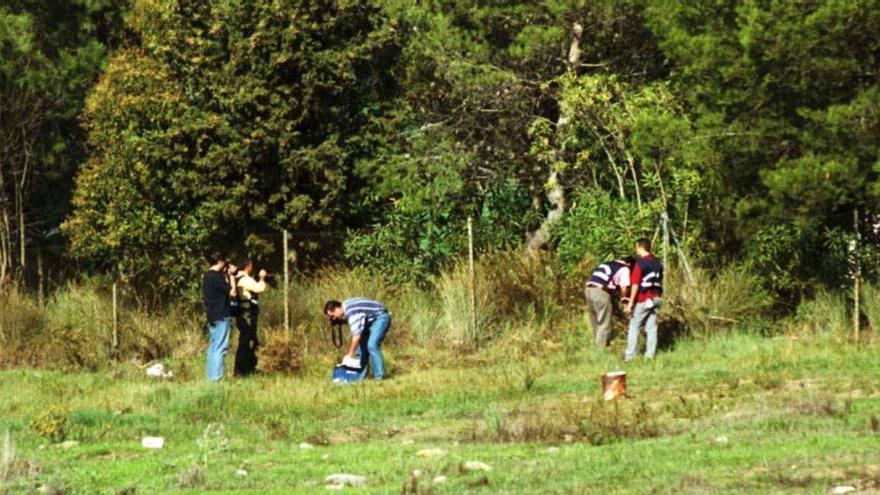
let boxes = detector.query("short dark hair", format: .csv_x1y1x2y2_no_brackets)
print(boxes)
323,300,342,315
636,238,652,252
621,256,636,266
209,251,226,264
237,257,252,270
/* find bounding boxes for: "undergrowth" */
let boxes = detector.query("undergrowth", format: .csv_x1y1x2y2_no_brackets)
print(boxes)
0,254,874,372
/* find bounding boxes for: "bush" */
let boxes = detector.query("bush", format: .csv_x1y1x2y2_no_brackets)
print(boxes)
5,281,111,370
29,407,68,443
744,222,850,302
0,279,203,370
429,252,578,348
0,292,47,368
432,261,492,348
664,264,773,336
466,396,660,445
860,283,880,337
256,328,303,375
788,290,849,337
0,431,40,490
552,189,654,274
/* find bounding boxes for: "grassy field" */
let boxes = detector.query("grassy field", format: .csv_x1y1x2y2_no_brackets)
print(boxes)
0,331,878,494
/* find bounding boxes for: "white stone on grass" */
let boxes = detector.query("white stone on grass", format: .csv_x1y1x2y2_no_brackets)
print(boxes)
145,363,173,379
416,448,447,459
299,442,314,450
462,461,492,472
141,436,164,449
324,474,367,488
433,475,448,485
831,487,856,495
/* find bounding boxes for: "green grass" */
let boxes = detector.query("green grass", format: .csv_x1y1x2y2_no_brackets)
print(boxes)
1,332,879,494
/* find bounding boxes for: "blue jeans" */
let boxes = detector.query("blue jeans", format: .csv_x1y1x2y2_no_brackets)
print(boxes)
206,318,231,382
356,312,390,380
625,298,661,361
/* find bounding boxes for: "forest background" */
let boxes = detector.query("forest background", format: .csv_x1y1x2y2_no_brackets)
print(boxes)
1,0,879,362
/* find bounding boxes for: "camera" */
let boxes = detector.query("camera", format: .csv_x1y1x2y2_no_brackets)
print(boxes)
264,274,278,288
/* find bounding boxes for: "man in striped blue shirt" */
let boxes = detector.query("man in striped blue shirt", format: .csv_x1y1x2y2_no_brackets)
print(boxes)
324,297,391,380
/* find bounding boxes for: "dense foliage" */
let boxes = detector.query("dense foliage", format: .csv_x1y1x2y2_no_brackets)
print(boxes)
2,0,878,301
0,0,125,285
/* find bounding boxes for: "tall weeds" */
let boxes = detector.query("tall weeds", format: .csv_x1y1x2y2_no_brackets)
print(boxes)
860,283,880,337
789,290,849,337
0,254,849,373
663,264,773,337
0,280,201,370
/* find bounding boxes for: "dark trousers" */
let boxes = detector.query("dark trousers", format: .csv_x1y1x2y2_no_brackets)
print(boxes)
234,306,259,376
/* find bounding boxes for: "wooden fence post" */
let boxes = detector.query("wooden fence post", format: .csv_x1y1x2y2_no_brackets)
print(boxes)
467,217,477,345
853,209,860,344
283,229,290,333
111,278,119,360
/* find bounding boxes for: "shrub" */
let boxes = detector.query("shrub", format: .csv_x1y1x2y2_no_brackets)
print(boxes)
29,407,68,443
664,264,774,336
0,292,46,368
429,252,578,348
860,282,880,337
744,222,850,302
0,431,40,492
788,290,849,337
466,396,660,445
177,465,204,489
479,252,575,325
256,328,303,375
552,189,654,274
433,261,493,348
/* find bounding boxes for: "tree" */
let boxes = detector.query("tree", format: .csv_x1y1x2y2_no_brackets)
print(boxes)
64,0,404,294
646,0,880,274
0,0,122,290
347,0,669,267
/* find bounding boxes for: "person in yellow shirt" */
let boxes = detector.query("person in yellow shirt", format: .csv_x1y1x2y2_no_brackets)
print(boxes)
234,258,268,376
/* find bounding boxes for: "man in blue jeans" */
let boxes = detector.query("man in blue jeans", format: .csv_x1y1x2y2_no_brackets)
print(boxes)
203,253,237,382
624,238,664,362
324,298,391,380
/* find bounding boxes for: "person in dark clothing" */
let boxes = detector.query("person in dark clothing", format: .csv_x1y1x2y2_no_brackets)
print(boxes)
233,258,268,376
203,253,236,382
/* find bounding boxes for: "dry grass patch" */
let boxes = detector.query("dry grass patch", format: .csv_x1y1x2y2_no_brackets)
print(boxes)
464,396,661,445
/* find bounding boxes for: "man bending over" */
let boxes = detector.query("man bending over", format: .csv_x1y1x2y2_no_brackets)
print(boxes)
324,298,391,381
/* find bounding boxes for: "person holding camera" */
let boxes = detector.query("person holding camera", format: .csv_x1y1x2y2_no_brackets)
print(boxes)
203,253,237,382
234,258,269,377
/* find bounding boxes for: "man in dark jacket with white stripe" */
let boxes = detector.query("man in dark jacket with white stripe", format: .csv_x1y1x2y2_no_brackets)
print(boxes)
324,298,391,380
585,257,633,348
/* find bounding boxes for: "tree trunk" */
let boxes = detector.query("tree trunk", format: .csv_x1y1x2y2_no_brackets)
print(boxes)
526,22,582,253
526,170,566,252
623,148,642,212
15,178,25,279
0,155,10,291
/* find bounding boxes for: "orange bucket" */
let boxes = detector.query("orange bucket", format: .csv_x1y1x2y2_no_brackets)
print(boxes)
602,371,627,401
